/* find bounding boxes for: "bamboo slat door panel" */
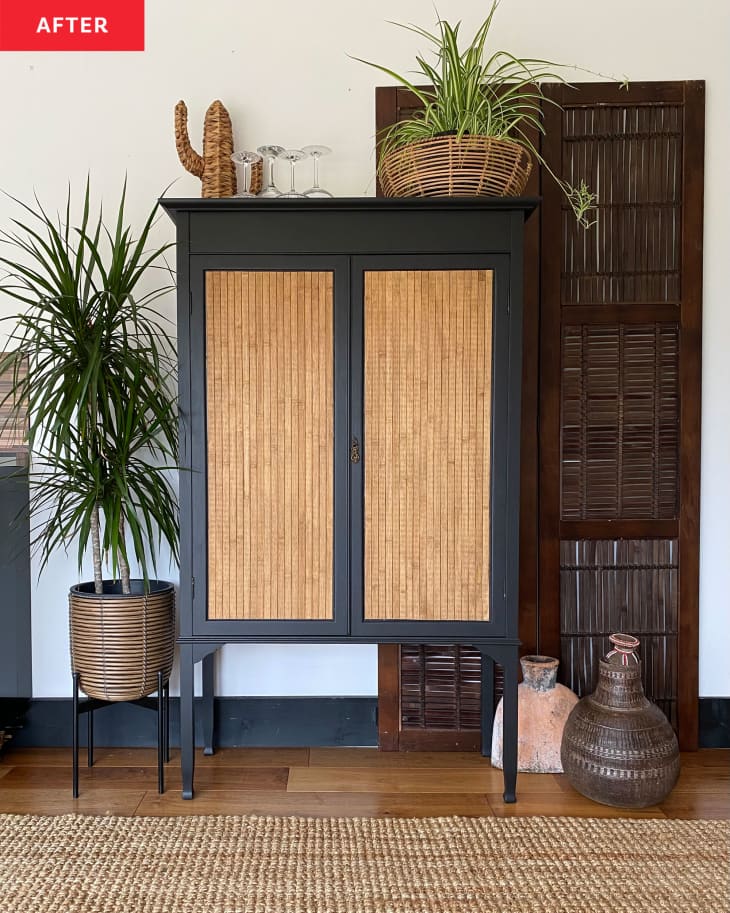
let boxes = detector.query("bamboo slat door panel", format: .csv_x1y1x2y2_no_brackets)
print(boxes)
205,271,334,621
363,269,492,623
540,82,704,748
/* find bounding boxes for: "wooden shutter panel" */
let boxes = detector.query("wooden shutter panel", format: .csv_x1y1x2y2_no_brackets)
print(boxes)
539,81,704,749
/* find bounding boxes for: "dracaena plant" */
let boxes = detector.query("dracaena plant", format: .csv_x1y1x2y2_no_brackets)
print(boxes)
0,181,179,595
353,1,610,227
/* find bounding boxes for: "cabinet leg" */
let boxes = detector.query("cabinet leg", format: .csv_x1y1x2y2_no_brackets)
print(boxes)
157,670,165,794
480,655,495,757
72,672,80,798
202,650,216,756
87,703,94,768
501,650,519,803
180,643,195,799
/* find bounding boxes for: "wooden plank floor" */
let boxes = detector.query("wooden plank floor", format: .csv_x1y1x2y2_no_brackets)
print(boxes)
0,747,727,819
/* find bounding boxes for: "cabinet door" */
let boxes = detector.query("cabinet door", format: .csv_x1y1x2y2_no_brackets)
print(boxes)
351,257,515,639
190,259,350,635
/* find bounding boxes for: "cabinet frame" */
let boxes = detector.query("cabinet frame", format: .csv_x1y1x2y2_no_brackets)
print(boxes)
162,197,536,801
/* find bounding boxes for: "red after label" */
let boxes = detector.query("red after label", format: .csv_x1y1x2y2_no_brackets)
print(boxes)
0,1,144,50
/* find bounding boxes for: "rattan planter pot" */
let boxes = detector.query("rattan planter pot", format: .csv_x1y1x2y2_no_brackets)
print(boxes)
379,134,532,198
69,580,175,702
560,648,680,808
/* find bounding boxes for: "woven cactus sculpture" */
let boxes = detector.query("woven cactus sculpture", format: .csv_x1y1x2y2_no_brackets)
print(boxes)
175,99,239,198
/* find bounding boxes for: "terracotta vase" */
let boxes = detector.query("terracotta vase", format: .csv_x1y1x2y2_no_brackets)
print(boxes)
560,634,681,808
491,655,578,773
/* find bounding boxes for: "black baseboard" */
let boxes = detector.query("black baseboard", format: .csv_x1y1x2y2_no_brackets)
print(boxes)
6,696,729,750
699,697,730,748
10,697,378,749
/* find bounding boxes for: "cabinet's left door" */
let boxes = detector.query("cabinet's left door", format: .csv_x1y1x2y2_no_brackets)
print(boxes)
186,257,350,636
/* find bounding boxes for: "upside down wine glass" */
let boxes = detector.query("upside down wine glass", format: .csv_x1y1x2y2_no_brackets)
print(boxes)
277,149,308,198
230,151,262,198
257,144,284,197
302,145,333,197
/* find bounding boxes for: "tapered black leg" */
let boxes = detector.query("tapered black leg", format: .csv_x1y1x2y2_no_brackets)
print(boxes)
202,650,216,756
480,655,495,757
72,672,80,798
180,643,195,799
87,704,94,768
501,649,519,803
164,680,170,763
157,670,165,793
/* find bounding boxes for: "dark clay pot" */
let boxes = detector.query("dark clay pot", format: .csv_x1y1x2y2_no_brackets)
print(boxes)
560,640,680,808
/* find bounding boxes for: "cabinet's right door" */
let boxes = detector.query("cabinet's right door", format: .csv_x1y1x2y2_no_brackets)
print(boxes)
351,256,516,640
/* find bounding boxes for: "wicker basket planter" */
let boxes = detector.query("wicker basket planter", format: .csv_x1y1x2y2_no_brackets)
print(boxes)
69,580,175,702
380,134,532,198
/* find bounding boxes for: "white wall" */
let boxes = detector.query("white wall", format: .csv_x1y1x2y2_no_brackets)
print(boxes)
1,0,728,698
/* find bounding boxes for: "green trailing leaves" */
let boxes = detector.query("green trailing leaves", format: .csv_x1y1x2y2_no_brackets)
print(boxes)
353,2,605,228
0,182,178,594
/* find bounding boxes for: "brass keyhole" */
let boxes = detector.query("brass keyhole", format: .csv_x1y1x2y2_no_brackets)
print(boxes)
350,436,361,463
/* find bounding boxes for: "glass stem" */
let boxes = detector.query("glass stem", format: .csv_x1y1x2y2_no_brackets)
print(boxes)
289,161,296,194
267,157,276,190
312,156,320,190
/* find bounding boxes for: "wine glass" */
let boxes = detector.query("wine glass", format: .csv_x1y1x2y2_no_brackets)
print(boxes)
302,145,333,197
257,144,284,197
231,151,262,198
277,149,308,198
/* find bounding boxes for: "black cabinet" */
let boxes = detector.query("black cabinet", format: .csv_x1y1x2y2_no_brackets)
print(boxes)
162,197,536,799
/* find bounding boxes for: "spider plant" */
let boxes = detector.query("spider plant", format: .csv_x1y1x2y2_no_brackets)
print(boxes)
353,2,599,227
0,181,179,594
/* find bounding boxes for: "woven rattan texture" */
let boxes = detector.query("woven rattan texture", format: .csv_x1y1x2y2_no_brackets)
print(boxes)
364,270,492,622
0,813,726,913
205,271,334,621
69,589,174,702
380,135,532,198
174,100,262,198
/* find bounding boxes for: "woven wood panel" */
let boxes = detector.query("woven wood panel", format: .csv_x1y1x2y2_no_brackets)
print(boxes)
561,323,680,520
206,271,334,621
560,104,682,305
364,270,492,622
0,354,27,456
400,645,482,730
560,538,678,729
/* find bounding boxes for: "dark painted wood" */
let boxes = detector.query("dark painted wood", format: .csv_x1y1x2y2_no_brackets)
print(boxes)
201,651,217,756
537,84,565,662
377,646,400,751
677,81,705,751
398,730,481,752
518,122,542,658
374,86,398,197
560,520,679,540
0,467,31,699
165,199,533,797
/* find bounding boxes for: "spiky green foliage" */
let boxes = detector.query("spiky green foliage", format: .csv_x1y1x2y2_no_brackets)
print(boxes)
0,181,179,593
353,3,600,228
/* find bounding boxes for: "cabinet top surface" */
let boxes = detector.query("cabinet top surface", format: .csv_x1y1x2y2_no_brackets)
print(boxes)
160,196,539,218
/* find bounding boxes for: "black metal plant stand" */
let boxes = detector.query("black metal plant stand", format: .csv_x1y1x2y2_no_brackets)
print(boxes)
72,671,170,797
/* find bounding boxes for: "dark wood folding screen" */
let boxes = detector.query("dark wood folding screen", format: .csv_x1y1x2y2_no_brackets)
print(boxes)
375,81,704,751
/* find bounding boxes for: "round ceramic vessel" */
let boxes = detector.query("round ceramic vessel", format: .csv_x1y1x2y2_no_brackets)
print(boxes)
491,655,578,773
560,653,680,808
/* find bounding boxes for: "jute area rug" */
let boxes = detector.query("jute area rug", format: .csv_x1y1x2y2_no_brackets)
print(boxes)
0,813,727,913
